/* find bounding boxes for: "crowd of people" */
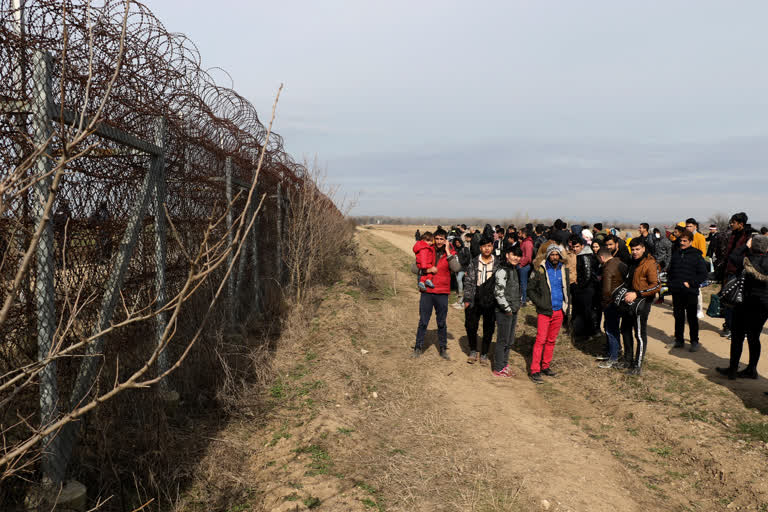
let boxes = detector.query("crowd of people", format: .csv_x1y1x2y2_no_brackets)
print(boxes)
410,213,768,389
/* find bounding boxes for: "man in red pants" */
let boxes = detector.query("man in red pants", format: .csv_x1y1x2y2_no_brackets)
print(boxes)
527,244,571,384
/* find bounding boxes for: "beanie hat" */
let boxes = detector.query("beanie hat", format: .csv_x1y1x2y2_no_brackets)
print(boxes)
545,244,565,259
752,235,768,254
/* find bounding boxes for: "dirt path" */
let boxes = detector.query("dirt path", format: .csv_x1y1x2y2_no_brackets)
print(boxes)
364,225,768,398
359,227,660,511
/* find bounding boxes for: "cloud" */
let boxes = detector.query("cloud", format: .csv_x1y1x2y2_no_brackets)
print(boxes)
333,136,768,222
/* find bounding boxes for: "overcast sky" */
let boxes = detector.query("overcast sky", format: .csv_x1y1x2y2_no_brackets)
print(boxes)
151,0,768,224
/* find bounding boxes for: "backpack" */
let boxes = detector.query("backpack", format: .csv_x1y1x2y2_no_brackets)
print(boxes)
477,277,496,308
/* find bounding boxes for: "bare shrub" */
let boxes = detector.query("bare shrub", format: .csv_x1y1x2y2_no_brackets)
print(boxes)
708,212,731,232
283,159,356,303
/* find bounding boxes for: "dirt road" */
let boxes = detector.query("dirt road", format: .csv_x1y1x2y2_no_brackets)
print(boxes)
365,225,768,398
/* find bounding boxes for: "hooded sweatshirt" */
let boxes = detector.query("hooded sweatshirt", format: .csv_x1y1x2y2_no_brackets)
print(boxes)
519,236,534,267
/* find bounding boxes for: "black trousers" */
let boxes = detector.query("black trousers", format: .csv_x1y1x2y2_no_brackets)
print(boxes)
620,299,652,369
672,293,699,344
571,284,598,337
465,303,496,355
729,300,768,371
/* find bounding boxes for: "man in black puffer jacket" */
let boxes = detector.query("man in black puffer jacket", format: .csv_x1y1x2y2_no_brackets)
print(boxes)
667,230,708,352
716,235,768,379
451,234,473,309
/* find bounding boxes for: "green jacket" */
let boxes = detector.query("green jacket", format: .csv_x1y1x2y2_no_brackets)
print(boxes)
527,259,571,317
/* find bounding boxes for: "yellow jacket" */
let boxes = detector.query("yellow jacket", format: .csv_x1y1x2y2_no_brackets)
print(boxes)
691,231,706,256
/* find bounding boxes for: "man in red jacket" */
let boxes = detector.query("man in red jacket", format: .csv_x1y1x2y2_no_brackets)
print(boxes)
413,228,455,360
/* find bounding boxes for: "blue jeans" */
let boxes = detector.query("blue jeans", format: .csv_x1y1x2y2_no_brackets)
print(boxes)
415,293,449,351
603,304,621,361
518,264,532,303
456,271,465,297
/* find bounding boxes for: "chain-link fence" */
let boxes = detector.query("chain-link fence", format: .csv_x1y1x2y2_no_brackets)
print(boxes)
0,0,312,495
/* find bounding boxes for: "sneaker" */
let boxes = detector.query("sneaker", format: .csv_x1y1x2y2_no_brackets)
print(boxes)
673,340,685,348
467,351,478,364
715,366,736,380
615,360,630,369
451,302,463,310
417,282,426,292
500,365,514,376
625,367,642,376
529,372,544,384
594,356,610,361
722,328,731,338
736,368,758,379
689,342,700,353
425,279,435,289
725,332,732,340
697,311,704,319
598,360,618,369
492,369,512,378
410,348,423,358
479,354,489,366
541,368,557,377
439,349,450,361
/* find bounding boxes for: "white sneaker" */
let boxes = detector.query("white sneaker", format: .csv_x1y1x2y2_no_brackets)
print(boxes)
697,311,704,319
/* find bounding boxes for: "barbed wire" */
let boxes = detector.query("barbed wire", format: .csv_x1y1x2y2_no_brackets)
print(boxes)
0,0,320,497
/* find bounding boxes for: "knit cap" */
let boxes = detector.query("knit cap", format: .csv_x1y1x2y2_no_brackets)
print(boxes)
545,244,565,259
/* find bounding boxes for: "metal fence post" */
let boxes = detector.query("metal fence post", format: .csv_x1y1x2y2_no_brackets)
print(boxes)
234,194,250,321
225,157,234,322
275,181,282,283
250,183,261,314
281,193,290,285
30,50,64,485
62,132,162,472
152,117,170,390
